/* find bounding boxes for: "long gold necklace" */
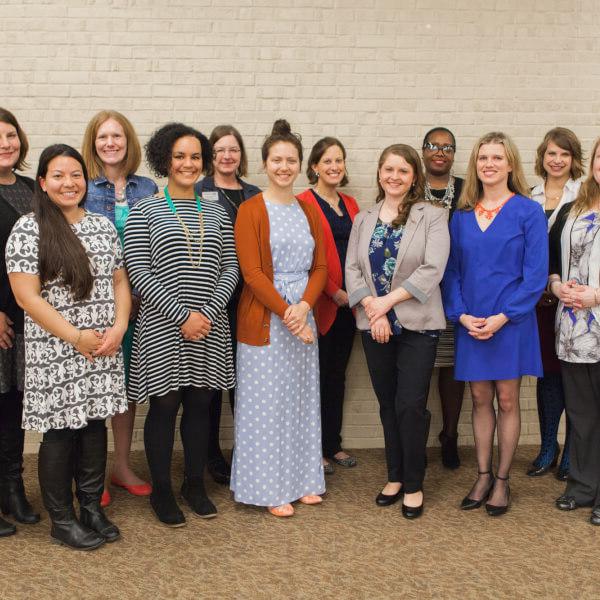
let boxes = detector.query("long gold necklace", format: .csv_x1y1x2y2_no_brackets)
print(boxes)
164,186,204,268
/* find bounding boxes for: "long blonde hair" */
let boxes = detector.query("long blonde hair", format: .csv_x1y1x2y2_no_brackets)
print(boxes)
571,137,600,216
458,132,529,210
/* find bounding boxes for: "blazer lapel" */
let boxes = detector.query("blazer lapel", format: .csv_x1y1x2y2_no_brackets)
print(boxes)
393,204,424,277
359,205,381,287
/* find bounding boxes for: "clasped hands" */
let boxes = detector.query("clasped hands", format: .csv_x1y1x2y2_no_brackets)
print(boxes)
181,311,212,341
74,325,127,362
362,295,392,344
283,301,314,344
459,313,508,340
550,279,598,309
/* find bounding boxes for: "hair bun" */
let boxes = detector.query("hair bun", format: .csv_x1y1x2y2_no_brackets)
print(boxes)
271,119,291,136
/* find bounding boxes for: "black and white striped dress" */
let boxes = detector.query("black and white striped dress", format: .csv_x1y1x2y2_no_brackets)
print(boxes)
123,194,238,403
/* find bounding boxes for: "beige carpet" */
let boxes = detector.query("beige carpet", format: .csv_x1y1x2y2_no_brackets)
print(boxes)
1,447,598,600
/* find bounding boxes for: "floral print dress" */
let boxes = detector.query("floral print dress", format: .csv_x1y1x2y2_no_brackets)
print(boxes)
557,211,600,363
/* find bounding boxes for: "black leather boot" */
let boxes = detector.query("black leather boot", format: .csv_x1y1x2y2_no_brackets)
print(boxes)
38,430,105,551
181,476,217,519
0,427,40,524
0,514,16,537
75,422,120,543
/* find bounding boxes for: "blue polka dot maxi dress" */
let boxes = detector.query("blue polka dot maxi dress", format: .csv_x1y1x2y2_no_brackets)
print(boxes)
230,200,325,507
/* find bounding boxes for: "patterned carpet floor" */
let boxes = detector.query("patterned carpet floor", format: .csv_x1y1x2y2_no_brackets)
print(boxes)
2,447,598,600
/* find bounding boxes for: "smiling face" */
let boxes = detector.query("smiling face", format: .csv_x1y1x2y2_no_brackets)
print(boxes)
542,140,573,181
378,153,416,201
312,144,345,188
0,121,21,173
94,118,127,169
39,155,86,213
264,141,301,189
422,130,455,178
212,134,241,179
476,143,512,188
168,135,203,189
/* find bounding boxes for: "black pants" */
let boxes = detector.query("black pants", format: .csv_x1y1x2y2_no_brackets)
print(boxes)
319,307,355,457
560,361,600,506
145,386,212,488
0,387,26,481
362,329,437,493
208,301,237,461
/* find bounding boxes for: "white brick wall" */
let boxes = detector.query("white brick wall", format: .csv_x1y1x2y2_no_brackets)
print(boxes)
2,0,583,452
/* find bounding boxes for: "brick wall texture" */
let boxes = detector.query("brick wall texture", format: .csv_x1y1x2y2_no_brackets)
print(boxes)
3,0,593,452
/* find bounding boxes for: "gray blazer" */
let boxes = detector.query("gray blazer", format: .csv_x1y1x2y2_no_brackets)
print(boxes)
345,201,450,331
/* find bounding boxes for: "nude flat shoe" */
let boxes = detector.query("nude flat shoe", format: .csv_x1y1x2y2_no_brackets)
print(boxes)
298,495,323,505
267,504,294,517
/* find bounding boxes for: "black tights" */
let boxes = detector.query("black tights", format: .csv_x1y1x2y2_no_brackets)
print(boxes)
144,387,212,489
0,387,23,432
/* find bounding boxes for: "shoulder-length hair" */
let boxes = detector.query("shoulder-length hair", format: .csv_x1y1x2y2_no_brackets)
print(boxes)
458,132,529,210
81,110,142,180
571,138,600,216
376,144,425,229
35,144,94,301
534,127,584,181
306,137,349,186
0,107,29,171
206,124,249,178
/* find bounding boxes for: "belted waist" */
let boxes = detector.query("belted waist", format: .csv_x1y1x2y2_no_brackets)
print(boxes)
273,271,308,283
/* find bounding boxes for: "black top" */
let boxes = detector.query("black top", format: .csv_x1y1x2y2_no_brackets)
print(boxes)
217,187,245,213
548,201,574,277
311,189,353,289
0,174,34,333
428,176,464,216
195,176,261,226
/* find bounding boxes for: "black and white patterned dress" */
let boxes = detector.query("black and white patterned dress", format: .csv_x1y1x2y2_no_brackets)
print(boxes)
5,212,128,432
123,194,238,403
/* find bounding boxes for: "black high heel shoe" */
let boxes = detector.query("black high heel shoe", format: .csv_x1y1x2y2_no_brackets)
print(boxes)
526,443,559,477
460,471,494,510
485,475,510,517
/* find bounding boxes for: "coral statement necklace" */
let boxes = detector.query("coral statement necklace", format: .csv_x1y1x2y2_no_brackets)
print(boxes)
474,194,514,220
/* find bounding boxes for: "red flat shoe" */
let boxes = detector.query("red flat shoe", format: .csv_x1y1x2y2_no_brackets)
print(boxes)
110,476,152,497
101,489,111,508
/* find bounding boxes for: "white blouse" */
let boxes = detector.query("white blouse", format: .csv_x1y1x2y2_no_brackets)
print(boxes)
530,177,582,231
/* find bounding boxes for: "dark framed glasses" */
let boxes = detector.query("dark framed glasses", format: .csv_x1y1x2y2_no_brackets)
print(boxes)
423,142,456,154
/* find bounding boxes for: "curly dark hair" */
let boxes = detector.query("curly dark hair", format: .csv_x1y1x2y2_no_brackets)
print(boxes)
145,122,212,178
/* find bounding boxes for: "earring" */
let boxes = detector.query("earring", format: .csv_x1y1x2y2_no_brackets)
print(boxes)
314,170,319,178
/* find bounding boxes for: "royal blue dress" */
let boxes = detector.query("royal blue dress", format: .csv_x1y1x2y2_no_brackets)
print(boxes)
442,194,548,381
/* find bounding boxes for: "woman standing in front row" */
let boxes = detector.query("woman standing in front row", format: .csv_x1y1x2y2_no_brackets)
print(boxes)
528,127,583,480
421,127,466,469
549,138,600,526
124,124,238,527
297,137,360,475
443,132,548,516
7,145,130,550
195,125,261,485
82,110,157,506
231,119,327,517
346,144,449,519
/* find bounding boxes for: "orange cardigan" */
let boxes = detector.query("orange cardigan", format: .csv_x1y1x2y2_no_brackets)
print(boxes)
235,193,327,346
296,189,360,335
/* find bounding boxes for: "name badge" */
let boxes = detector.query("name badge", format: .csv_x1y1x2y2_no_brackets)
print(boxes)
202,191,219,202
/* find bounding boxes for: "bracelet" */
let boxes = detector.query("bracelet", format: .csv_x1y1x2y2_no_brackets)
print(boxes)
73,329,82,347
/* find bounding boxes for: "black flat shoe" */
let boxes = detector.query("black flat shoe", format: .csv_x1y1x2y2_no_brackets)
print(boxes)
555,495,592,511
485,475,510,517
555,468,569,481
460,471,494,510
526,444,559,477
401,502,423,519
150,488,186,527
590,507,600,526
439,432,460,470
375,488,403,507
207,458,231,486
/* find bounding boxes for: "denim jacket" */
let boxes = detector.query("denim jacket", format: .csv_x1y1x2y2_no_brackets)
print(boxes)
86,174,158,223
195,176,261,226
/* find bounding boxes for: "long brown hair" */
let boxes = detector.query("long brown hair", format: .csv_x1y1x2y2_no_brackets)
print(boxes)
207,124,248,178
458,132,529,210
81,110,142,179
571,138,600,216
0,107,29,171
375,144,425,228
35,145,94,301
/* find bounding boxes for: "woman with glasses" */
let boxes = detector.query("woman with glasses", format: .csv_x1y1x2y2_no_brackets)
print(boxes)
528,127,583,481
194,125,260,486
421,127,465,469
443,132,547,516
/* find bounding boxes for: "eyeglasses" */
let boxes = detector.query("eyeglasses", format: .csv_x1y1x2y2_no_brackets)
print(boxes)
213,147,241,157
423,142,456,154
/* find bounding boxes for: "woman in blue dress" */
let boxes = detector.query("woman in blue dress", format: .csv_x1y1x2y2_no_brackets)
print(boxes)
443,132,548,516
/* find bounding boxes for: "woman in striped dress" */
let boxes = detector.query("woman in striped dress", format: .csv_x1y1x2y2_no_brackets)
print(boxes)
124,123,238,527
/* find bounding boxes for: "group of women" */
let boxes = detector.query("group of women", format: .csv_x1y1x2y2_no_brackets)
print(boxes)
1,106,600,550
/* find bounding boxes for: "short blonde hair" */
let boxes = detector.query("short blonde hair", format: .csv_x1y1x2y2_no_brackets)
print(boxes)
81,110,142,179
458,132,529,210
